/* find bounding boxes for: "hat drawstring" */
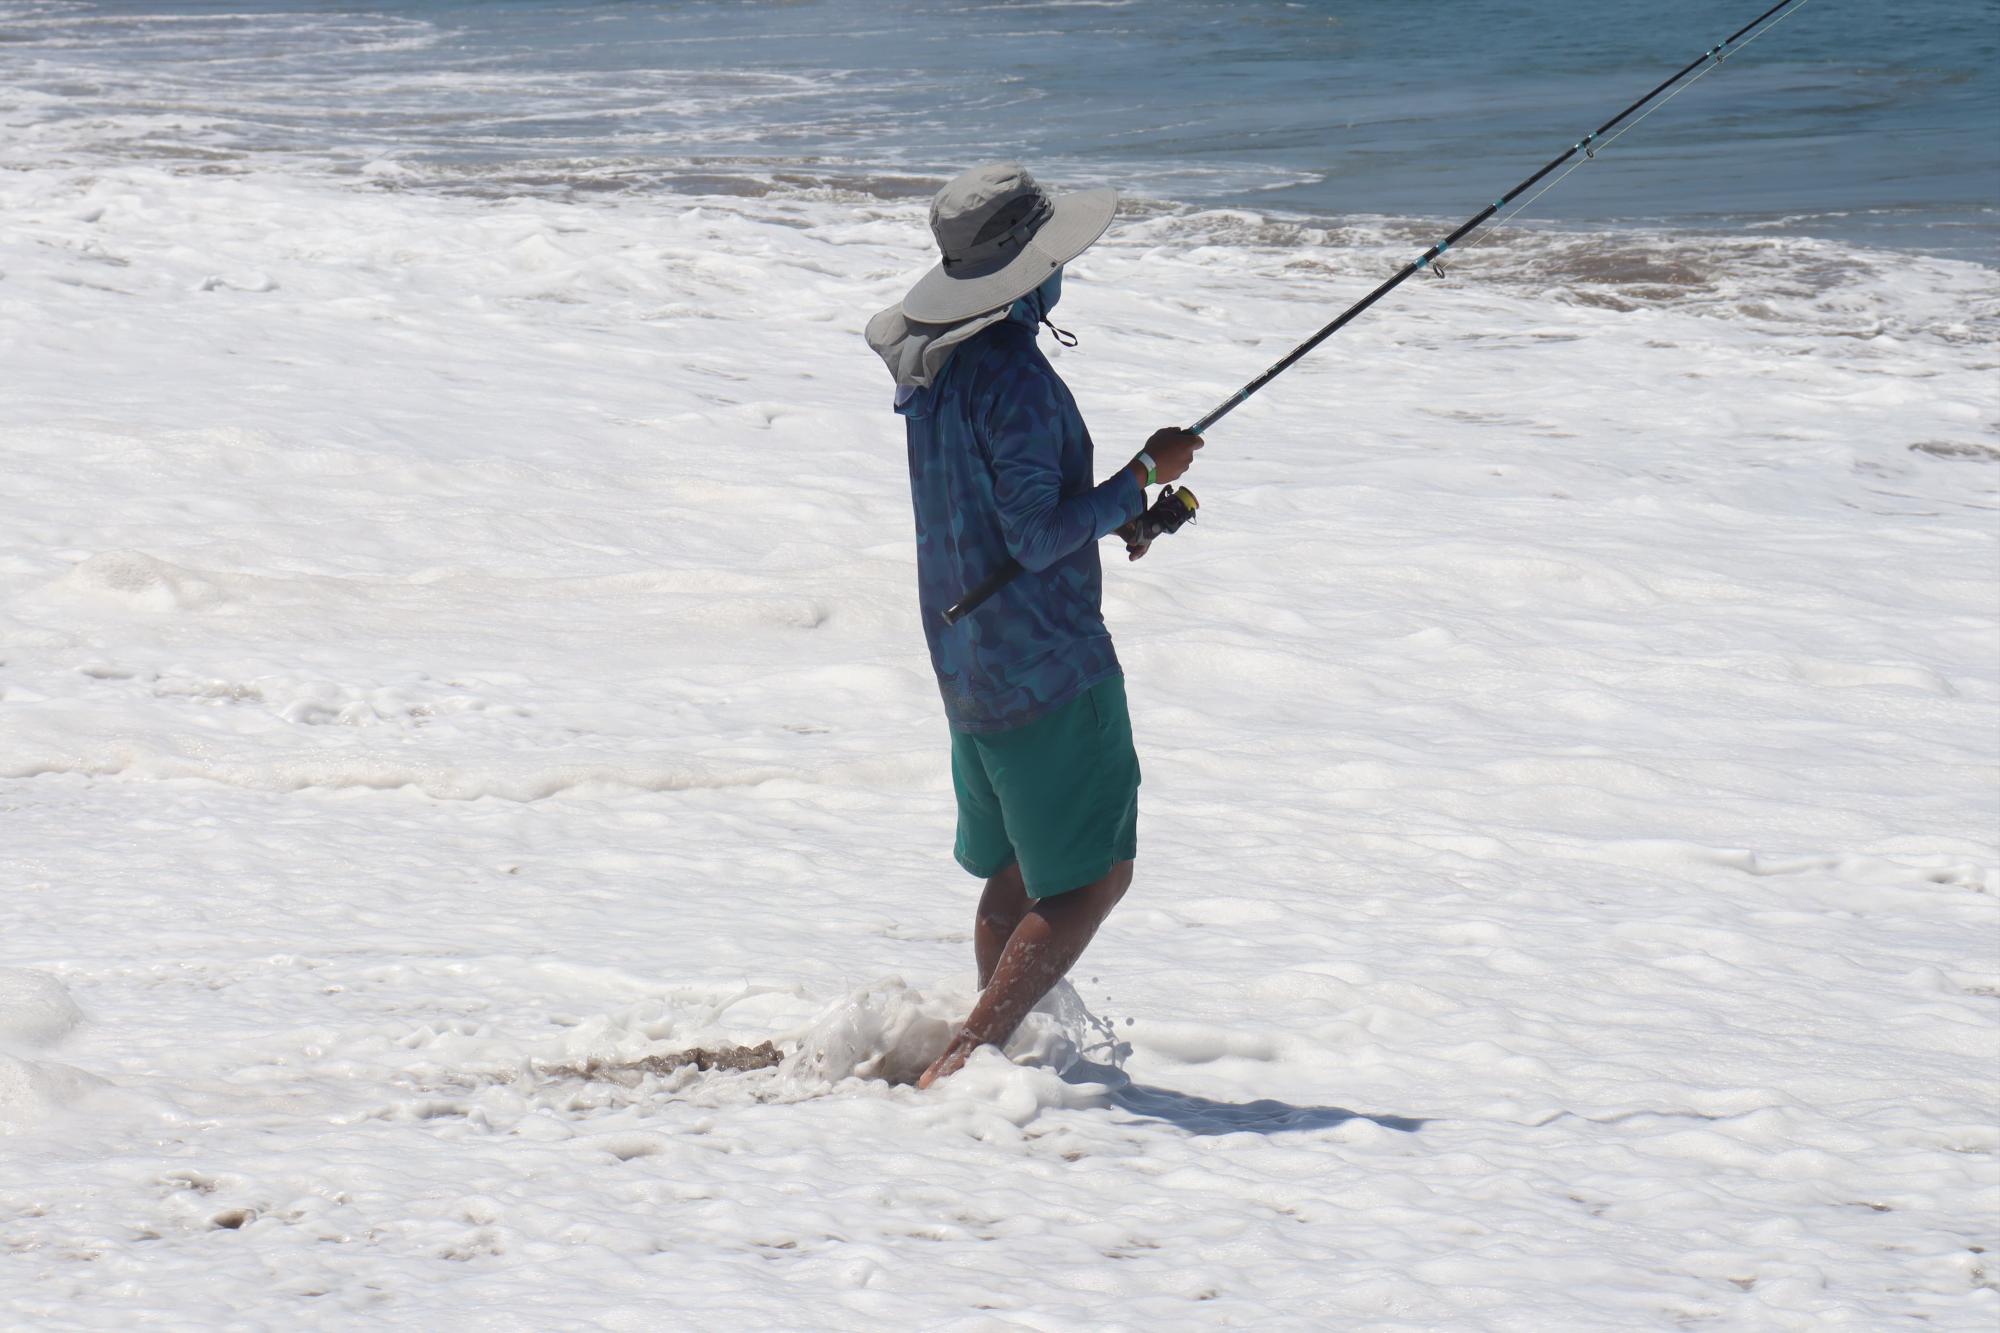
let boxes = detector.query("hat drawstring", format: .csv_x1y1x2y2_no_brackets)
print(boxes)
1041,317,1078,348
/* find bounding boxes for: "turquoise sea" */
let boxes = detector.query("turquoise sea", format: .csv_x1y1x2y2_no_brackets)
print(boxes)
1,0,1994,259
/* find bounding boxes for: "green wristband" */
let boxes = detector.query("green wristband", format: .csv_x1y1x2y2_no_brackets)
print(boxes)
1135,450,1158,486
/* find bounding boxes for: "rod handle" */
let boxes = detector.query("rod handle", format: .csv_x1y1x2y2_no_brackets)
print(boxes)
940,558,1023,626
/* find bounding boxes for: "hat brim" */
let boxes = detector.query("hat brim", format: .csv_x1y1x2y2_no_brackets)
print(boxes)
898,186,1118,325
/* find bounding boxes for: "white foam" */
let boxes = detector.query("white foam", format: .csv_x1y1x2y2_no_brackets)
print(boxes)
0,969,83,1047
0,1052,107,1135
780,976,1091,1089
0,972,102,1137
0,83,1991,1332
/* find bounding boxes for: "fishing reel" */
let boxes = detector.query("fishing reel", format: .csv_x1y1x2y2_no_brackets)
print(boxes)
1122,484,1199,558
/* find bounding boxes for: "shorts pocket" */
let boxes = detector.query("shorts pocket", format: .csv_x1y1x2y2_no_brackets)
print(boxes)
1084,677,1124,738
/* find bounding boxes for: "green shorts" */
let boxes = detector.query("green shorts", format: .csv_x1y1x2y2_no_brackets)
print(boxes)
950,675,1140,900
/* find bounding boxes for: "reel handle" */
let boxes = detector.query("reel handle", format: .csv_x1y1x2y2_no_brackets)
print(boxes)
1123,484,1199,558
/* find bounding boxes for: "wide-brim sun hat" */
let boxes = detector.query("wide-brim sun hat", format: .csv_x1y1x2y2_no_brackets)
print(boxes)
897,162,1117,325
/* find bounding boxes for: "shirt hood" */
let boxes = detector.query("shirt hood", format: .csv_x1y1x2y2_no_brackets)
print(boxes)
867,270,1063,394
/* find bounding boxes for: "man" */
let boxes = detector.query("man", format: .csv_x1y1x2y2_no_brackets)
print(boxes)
864,163,1201,1089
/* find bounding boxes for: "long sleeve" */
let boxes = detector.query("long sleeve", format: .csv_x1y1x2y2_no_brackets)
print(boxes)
903,316,1131,733
983,362,1143,573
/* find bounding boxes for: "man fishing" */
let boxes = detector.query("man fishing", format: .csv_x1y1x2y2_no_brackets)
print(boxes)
865,163,1201,1089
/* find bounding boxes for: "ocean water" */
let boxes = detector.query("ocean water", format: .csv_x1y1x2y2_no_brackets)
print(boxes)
3,1,1998,1328
1,0,1994,260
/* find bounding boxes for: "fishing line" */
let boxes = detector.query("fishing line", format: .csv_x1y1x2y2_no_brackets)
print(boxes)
942,0,1817,626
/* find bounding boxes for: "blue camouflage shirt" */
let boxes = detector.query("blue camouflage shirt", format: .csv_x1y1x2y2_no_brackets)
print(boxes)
898,293,1144,734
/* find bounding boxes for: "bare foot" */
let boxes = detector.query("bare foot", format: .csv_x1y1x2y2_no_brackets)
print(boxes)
916,1032,981,1090
921,863,1133,1090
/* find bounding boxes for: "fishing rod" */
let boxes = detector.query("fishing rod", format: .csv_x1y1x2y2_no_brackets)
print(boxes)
942,0,1813,627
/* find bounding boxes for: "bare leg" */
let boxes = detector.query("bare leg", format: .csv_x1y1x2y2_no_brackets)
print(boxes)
974,862,1029,989
919,860,1132,1089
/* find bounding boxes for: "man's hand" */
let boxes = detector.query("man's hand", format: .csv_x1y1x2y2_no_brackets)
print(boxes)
1139,426,1202,484
1113,517,1147,560
1119,427,1203,559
